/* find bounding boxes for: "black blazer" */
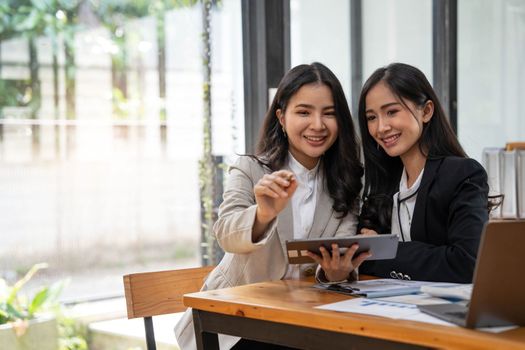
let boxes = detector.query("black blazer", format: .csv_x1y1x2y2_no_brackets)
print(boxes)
360,157,489,283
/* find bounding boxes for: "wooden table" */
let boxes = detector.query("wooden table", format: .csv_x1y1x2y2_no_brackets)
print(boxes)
184,279,525,350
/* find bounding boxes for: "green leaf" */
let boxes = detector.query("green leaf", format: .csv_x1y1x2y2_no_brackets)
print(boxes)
0,308,9,324
27,278,68,316
14,9,42,32
5,302,27,320
30,0,48,12
7,263,48,305
28,287,49,316
0,303,15,324
46,279,69,305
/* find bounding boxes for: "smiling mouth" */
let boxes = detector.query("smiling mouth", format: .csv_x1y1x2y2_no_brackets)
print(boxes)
304,135,326,142
381,134,400,147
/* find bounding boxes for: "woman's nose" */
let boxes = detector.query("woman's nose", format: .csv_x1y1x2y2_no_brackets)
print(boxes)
310,114,325,130
377,116,390,133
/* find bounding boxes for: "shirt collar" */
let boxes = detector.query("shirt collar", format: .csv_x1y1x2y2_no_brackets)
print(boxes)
287,152,320,181
399,167,424,199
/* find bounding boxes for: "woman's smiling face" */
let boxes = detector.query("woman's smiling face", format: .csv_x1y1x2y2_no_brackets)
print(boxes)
365,81,433,162
277,83,338,169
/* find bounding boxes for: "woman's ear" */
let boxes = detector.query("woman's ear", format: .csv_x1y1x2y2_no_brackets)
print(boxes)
276,109,284,126
422,100,434,123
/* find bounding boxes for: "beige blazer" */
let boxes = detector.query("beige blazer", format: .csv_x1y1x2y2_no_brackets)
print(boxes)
174,156,358,350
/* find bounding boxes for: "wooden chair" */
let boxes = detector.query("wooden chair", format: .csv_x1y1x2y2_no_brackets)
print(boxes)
123,266,215,350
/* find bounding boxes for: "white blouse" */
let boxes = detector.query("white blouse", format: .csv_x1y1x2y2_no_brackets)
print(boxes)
288,153,321,240
284,153,321,279
391,168,424,242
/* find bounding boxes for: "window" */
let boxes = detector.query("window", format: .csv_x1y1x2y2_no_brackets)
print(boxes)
362,0,433,82
0,0,243,300
458,0,525,160
290,0,352,99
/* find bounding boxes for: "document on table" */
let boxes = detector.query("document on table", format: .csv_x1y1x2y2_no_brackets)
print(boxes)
316,298,417,318
315,297,515,331
376,293,456,306
420,283,472,300
315,298,456,326
314,278,448,298
315,284,517,332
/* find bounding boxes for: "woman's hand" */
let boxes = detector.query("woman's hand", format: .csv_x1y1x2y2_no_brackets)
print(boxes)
360,228,379,236
252,170,298,241
306,244,371,282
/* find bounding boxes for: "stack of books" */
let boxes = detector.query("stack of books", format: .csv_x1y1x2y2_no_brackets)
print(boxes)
482,142,525,218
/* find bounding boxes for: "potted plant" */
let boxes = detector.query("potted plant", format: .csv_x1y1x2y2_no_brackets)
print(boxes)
0,263,63,350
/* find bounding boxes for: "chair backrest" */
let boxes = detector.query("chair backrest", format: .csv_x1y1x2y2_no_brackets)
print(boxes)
123,266,215,350
123,266,215,319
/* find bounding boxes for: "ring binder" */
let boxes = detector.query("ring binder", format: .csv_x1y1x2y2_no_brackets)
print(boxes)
518,149,525,218
501,150,518,218
483,146,522,219
390,270,411,280
482,148,503,218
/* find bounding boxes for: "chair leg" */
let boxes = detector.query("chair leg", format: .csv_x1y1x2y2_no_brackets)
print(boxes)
144,317,157,350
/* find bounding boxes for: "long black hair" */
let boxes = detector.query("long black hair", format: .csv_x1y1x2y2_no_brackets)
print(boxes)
358,63,466,233
255,62,363,217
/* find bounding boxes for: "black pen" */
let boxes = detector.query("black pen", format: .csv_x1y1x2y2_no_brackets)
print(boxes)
327,284,359,293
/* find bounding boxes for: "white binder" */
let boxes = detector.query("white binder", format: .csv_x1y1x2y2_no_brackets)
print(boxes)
518,150,525,218
482,148,502,218
500,150,518,218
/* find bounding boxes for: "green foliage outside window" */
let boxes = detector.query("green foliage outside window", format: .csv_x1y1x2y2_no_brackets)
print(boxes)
0,263,87,350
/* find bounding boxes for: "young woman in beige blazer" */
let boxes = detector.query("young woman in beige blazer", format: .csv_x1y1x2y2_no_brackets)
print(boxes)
175,63,368,350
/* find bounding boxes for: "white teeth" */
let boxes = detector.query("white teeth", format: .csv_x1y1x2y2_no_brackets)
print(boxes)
382,134,399,143
305,136,325,141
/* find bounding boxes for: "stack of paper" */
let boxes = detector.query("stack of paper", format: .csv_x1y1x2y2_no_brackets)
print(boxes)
420,284,472,300
315,298,455,326
315,279,440,298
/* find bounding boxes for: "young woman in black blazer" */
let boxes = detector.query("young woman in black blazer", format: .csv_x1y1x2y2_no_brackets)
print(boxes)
357,63,489,283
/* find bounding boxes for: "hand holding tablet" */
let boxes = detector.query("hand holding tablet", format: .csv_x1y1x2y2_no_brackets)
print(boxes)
285,234,399,264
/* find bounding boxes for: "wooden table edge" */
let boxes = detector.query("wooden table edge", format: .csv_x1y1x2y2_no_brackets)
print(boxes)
184,280,525,350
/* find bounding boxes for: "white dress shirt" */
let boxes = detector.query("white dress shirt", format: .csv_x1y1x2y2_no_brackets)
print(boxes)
391,168,424,242
284,153,321,278
288,154,320,240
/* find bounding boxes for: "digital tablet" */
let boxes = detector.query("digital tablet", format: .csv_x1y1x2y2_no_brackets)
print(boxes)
285,234,399,264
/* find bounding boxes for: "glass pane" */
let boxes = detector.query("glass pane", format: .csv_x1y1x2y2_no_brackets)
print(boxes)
362,0,433,82
0,0,243,301
290,0,352,99
458,0,525,160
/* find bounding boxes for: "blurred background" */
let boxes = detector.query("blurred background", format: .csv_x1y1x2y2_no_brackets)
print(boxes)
1,0,244,300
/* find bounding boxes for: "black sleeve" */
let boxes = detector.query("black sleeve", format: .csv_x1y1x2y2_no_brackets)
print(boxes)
360,159,489,283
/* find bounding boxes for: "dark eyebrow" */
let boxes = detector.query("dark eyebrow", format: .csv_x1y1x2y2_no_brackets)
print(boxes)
365,102,400,114
293,103,335,110
294,104,314,109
